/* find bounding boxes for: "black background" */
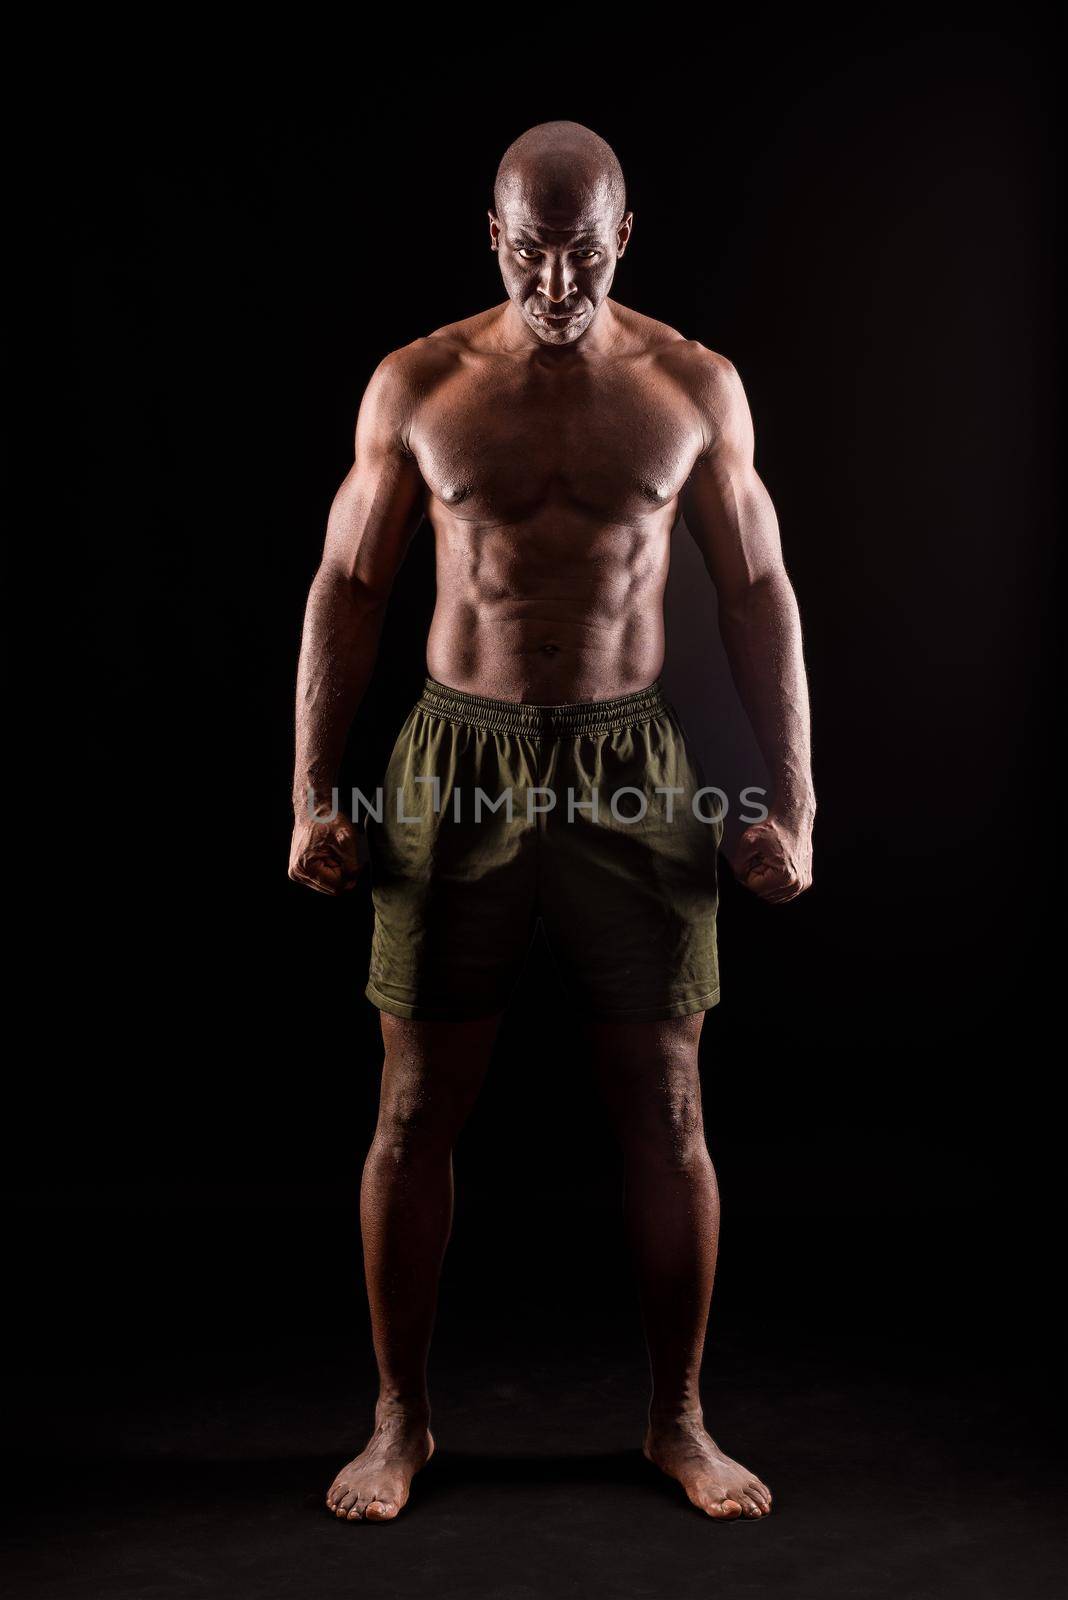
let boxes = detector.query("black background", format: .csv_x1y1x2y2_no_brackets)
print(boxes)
8,20,1063,1599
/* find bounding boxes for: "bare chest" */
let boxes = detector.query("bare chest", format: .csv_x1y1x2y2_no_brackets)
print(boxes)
410,358,703,525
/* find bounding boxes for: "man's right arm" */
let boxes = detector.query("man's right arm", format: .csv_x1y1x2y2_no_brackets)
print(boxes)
289,350,426,895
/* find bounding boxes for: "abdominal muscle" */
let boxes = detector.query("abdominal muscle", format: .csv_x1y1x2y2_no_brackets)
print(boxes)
423,510,674,704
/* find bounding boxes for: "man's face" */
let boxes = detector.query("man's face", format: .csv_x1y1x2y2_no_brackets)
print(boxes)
490,193,631,346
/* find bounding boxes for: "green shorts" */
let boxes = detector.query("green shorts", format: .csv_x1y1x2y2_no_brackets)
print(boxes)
363,675,724,1023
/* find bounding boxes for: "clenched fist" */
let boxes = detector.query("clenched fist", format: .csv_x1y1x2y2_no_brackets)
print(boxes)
289,804,363,896
728,812,814,905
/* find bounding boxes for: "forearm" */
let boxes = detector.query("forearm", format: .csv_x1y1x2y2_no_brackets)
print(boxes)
717,570,815,823
293,564,388,813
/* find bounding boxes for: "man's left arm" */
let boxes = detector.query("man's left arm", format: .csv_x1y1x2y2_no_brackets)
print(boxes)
680,351,815,902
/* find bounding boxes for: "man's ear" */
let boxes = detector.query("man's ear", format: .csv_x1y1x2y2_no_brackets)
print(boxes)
488,210,500,252
617,211,634,256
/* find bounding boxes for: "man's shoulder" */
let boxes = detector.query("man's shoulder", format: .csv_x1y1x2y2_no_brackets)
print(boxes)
370,331,461,390
359,327,468,441
391,305,505,368
614,304,740,404
360,311,506,448
652,334,747,452
652,330,740,401
609,302,729,366
370,309,499,395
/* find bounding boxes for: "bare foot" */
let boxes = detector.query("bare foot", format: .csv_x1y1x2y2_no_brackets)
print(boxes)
326,1404,435,1523
643,1414,772,1520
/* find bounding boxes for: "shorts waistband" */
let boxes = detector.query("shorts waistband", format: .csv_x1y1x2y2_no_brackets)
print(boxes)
416,675,670,736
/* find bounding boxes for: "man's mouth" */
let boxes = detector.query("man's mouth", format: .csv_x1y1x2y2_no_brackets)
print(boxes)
535,310,584,325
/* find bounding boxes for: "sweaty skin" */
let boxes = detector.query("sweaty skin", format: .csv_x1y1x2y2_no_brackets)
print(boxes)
292,121,814,1523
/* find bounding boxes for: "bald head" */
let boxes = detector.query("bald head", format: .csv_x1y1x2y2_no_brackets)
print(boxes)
493,120,626,227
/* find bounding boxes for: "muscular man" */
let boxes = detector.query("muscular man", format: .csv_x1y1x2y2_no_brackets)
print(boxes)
289,121,815,1524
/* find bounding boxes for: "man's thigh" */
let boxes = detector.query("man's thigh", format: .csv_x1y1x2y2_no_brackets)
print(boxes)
365,704,539,1021
540,707,723,1022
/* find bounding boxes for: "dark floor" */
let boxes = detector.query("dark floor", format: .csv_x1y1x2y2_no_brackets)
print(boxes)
4,1305,1064,1600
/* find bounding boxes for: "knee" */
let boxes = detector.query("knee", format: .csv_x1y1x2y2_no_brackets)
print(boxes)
373,1086,458,1162
620,1073,708,1172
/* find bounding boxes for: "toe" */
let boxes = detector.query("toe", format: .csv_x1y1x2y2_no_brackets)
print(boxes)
706,1496,743,1519
365,1499,397,1520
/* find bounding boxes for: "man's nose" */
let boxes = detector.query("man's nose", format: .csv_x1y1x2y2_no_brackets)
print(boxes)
538,256,576,304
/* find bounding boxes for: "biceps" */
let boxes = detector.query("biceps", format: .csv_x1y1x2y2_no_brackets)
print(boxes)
681,457,783,595
320,445,426,595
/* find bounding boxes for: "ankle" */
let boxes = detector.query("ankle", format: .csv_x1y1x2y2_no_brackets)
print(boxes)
375,1393,431,1427
647,1401,705,1432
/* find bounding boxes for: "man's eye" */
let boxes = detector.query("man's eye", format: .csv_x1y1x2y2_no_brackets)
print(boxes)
516,247,600,262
